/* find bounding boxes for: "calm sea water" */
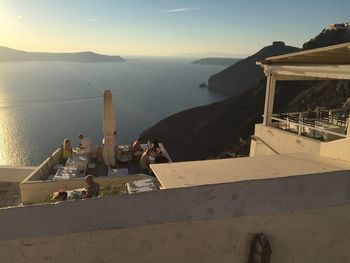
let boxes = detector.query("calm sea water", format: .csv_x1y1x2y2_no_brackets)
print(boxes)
0,58,227,166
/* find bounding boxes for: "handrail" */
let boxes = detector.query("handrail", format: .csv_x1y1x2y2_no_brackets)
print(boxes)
251,135,279,154
271,117,347,138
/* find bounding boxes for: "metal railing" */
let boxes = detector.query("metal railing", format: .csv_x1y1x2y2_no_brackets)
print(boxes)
270,113,347,141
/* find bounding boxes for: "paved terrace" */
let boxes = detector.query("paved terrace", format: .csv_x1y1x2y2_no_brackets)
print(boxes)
151,153,350,189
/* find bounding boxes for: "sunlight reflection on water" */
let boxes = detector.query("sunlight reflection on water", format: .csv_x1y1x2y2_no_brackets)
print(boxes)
0,95,30,166
0,60,228,166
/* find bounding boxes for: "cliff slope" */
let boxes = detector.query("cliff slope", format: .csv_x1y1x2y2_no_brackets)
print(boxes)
142,29,350,161
207,41,299,93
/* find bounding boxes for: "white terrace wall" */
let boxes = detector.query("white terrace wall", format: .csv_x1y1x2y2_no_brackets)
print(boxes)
1,204,349,263
20,175,149,204
2,170,350,262
20,146,116,204
250,124,321,157
251,124,350,162
0,166,35,183
22,148,63,182
320,137,350,162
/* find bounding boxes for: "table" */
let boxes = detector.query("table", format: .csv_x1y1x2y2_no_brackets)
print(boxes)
116,145,131,162
66,188,85,199
108,168,129,177
140,144,149,151
126,178,158,194
73,147,90,157
53,166,78,181
66,156,88,171
149,155,156,164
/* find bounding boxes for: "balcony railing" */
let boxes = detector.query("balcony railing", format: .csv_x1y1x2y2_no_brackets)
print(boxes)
268,108,349,141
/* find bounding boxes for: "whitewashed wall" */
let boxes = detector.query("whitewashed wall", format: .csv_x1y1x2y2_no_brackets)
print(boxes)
1,170,350,262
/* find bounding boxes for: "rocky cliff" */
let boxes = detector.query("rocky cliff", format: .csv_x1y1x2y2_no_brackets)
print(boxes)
303,28,350,50
142,29,350,161
207,41,299,93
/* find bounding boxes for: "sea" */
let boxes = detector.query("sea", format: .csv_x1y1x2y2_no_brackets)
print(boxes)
0,58,228,166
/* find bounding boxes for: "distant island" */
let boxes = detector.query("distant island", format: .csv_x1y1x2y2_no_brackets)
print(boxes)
191,57,241,66
0,46,125,63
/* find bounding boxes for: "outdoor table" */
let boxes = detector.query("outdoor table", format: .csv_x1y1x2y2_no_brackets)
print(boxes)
66,156,88,172
149,155,155,164
108,168,129,176
126,178,158,194
66,188,85,200
73,147,89,157
116,145,131,162
140,144,149,151
53,166,78,181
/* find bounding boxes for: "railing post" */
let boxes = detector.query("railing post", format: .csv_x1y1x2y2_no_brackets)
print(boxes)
263,72,276,126
347,116,350,137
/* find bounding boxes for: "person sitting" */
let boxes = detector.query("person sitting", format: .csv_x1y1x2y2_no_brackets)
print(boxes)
52,190,68,201
154,148,169,164
132,136,143,159
139,149,151,174
62,138,73,161
78,133,91,152
151,139,160,150
81,175,100,198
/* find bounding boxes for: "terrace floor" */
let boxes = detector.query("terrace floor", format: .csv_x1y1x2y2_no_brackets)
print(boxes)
92,159,144,177
151,153,350,189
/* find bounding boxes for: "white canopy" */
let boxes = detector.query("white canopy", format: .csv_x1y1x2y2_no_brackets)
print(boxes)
257,42,350,125
258,42,350,80
102,90,116,167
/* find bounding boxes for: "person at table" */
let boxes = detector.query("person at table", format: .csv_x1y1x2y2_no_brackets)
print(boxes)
151,139,160,150
140,149,151,174
81,175,100,198
78,133,91,152
62,138,73,161
154,148,169,164
132,136,143,159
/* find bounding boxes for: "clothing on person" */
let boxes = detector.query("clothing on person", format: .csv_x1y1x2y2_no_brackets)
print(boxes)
52,191,68,201
83,175,100,198
81,137,91,150
62,138,73,160
132,137,143,160
140,150,150,170
63,149,72,159
78,133,91,152
154,149,169,163
154,155,169,163
150,139,160,150
132,138,143,153
86,182,100,198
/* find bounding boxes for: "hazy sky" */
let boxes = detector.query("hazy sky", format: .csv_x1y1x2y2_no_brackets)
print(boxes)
0,0,349,56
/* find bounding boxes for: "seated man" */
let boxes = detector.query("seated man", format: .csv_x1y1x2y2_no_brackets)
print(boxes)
139,149,151,174
154,148,169,164
132,136,143,159
78,133,91,152
82,175,100,198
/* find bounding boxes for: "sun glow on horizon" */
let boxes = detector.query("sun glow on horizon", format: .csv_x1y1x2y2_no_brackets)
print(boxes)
0,1,349,56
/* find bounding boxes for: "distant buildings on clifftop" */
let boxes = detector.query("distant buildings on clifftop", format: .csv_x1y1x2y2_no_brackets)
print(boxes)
328,22,350,31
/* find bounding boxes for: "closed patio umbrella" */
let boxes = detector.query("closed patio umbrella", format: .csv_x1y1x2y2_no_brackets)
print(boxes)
102,90,116,167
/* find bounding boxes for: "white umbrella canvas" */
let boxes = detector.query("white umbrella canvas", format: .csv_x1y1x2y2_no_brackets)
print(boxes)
102,90,116,167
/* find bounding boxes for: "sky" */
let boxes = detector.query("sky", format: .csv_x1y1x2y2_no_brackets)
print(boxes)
0,0,349,57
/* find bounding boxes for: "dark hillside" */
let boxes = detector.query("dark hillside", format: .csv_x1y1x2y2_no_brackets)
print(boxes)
207,42,299,93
